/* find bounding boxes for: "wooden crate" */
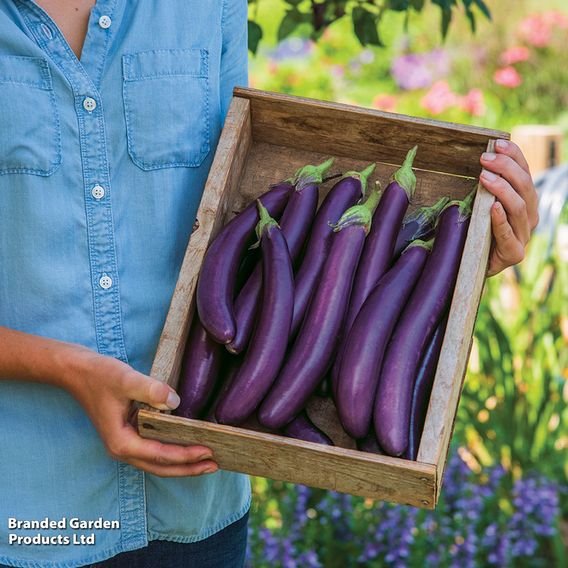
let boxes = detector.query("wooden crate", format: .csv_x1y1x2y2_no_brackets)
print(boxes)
137,88,508,509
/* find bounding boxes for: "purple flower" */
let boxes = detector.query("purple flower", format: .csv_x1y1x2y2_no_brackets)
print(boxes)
391,48,450,90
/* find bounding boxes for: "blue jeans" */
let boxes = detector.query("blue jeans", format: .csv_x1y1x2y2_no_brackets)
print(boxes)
0,511,248,568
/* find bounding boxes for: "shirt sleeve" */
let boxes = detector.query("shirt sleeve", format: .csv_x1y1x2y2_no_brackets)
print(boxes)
220,0,249,124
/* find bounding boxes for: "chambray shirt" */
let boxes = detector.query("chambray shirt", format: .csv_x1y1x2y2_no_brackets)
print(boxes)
0,2,251,567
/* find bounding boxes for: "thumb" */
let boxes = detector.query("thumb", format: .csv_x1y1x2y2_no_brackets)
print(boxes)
123,372,181,410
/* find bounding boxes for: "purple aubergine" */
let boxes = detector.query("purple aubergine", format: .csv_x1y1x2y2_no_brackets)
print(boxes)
290,164,375,337
374,191,475,456
284,412,334,445
336,239,432,438
257,183,383,430
405,315,448,461
204,354,242,423
197,181,293,344
392,196,450,259
331,147,418,386
215,202,294,425
175,318,223,419
227,158,333,354
357,430,384,455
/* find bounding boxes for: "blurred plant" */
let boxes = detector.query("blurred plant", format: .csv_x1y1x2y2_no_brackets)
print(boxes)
246,453,565,567
247,0,492,54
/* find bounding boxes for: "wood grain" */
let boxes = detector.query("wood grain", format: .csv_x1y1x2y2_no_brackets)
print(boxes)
235,87,509,178
417,141,496,501
138,409,437,508
149,97,252,389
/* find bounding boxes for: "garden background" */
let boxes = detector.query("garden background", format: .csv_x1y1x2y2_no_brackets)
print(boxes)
242,1,568,565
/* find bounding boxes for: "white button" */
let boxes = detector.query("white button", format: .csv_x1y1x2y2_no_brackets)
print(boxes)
99,275,113,290
98,15,112,29
83,97,97,112
91,184,105,200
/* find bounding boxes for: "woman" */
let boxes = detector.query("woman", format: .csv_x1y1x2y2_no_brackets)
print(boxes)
0,1,538,567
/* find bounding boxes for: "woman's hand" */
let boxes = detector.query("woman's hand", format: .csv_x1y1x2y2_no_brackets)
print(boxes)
60,345,218,478
479,139,539,276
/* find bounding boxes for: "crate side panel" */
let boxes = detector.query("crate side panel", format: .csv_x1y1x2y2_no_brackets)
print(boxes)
236,88,509,178
138,410,437,508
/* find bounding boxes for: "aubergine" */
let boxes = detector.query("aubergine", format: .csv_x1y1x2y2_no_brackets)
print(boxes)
392,197,449,260
257,183,383,430
197,182,293,344
374,191,475,456
405,315,448,461
290,164,375,337
216,202,294,425
336,239,432,438
284,412,333,445
227,159,333,354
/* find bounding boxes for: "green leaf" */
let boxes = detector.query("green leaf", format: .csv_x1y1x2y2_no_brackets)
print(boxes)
277,10,302,42
410,0,425,10
352,7,382,47
473,0,491,20
247,20,263,54
387,0,410,11
441,8,452,39
284,0,304,5
465,7,476,33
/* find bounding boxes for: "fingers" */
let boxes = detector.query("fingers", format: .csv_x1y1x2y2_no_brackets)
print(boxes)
487,202,525,276
480,169,531,244
481,140,539,230
122,372,180,411
106,424,219,477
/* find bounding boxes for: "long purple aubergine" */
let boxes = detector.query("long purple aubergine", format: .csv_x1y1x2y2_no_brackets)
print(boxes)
227,158,333,354
331,147,418,386
374,191,475,456
405,315,448,461
357,429,384,455
392,196,449,259
336,239,432,438
290,164,375,337
175,318,222,419
257,183,383,430
215,202,294,425
284,412,333,445
197,181,293,344
204,354,242,423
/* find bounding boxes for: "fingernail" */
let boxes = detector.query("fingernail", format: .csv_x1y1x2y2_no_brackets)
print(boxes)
495,139,508,149
203,467,217,474
166,391,181,409
482,152,497,161
198,453,213,462
494,202,503,213
481,169,497,181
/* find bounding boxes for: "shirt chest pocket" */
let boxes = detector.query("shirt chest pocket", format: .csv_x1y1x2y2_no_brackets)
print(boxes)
122,49,210,171
0,56,61,176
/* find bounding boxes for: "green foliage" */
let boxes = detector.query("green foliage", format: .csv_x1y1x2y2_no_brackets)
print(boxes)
247,0,491,53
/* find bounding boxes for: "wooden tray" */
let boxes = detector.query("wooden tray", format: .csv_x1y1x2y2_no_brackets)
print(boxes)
137,88,508,509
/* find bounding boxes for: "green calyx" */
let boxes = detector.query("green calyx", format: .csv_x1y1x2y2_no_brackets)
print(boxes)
392,145,418,199
250,200,279,249
404,237,435,253
340,163,376,197
330,180,382,234
418,196,450,223
439,188,477,226
293,157,334,191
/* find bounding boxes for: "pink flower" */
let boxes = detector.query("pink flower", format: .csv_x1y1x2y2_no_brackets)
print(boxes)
494,66,523,88
542,10,568,30
500,46,530,66
372,94,397,112
519,15,552,47
420,81,458,115
459,89,486,117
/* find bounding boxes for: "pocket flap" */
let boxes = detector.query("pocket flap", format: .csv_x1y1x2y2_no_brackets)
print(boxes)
122,49,208,81
0,56,52,90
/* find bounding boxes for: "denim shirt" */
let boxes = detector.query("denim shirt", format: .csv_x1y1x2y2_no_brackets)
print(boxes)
0,2,251,567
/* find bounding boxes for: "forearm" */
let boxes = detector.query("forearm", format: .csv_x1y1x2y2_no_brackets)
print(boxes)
0,326,77,389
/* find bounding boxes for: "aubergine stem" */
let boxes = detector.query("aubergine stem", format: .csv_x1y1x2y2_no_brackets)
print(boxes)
250,199,279,248
392,145,418,197
339,162,376,197
331,180,382,234
292,157,334,191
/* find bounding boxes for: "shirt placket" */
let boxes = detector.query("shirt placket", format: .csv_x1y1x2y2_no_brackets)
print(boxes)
16,0,147,552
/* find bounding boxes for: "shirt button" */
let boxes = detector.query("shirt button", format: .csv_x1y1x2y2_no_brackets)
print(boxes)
91,184,105,200
83,97,97,112
99,275,113,290
98,15,112,29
